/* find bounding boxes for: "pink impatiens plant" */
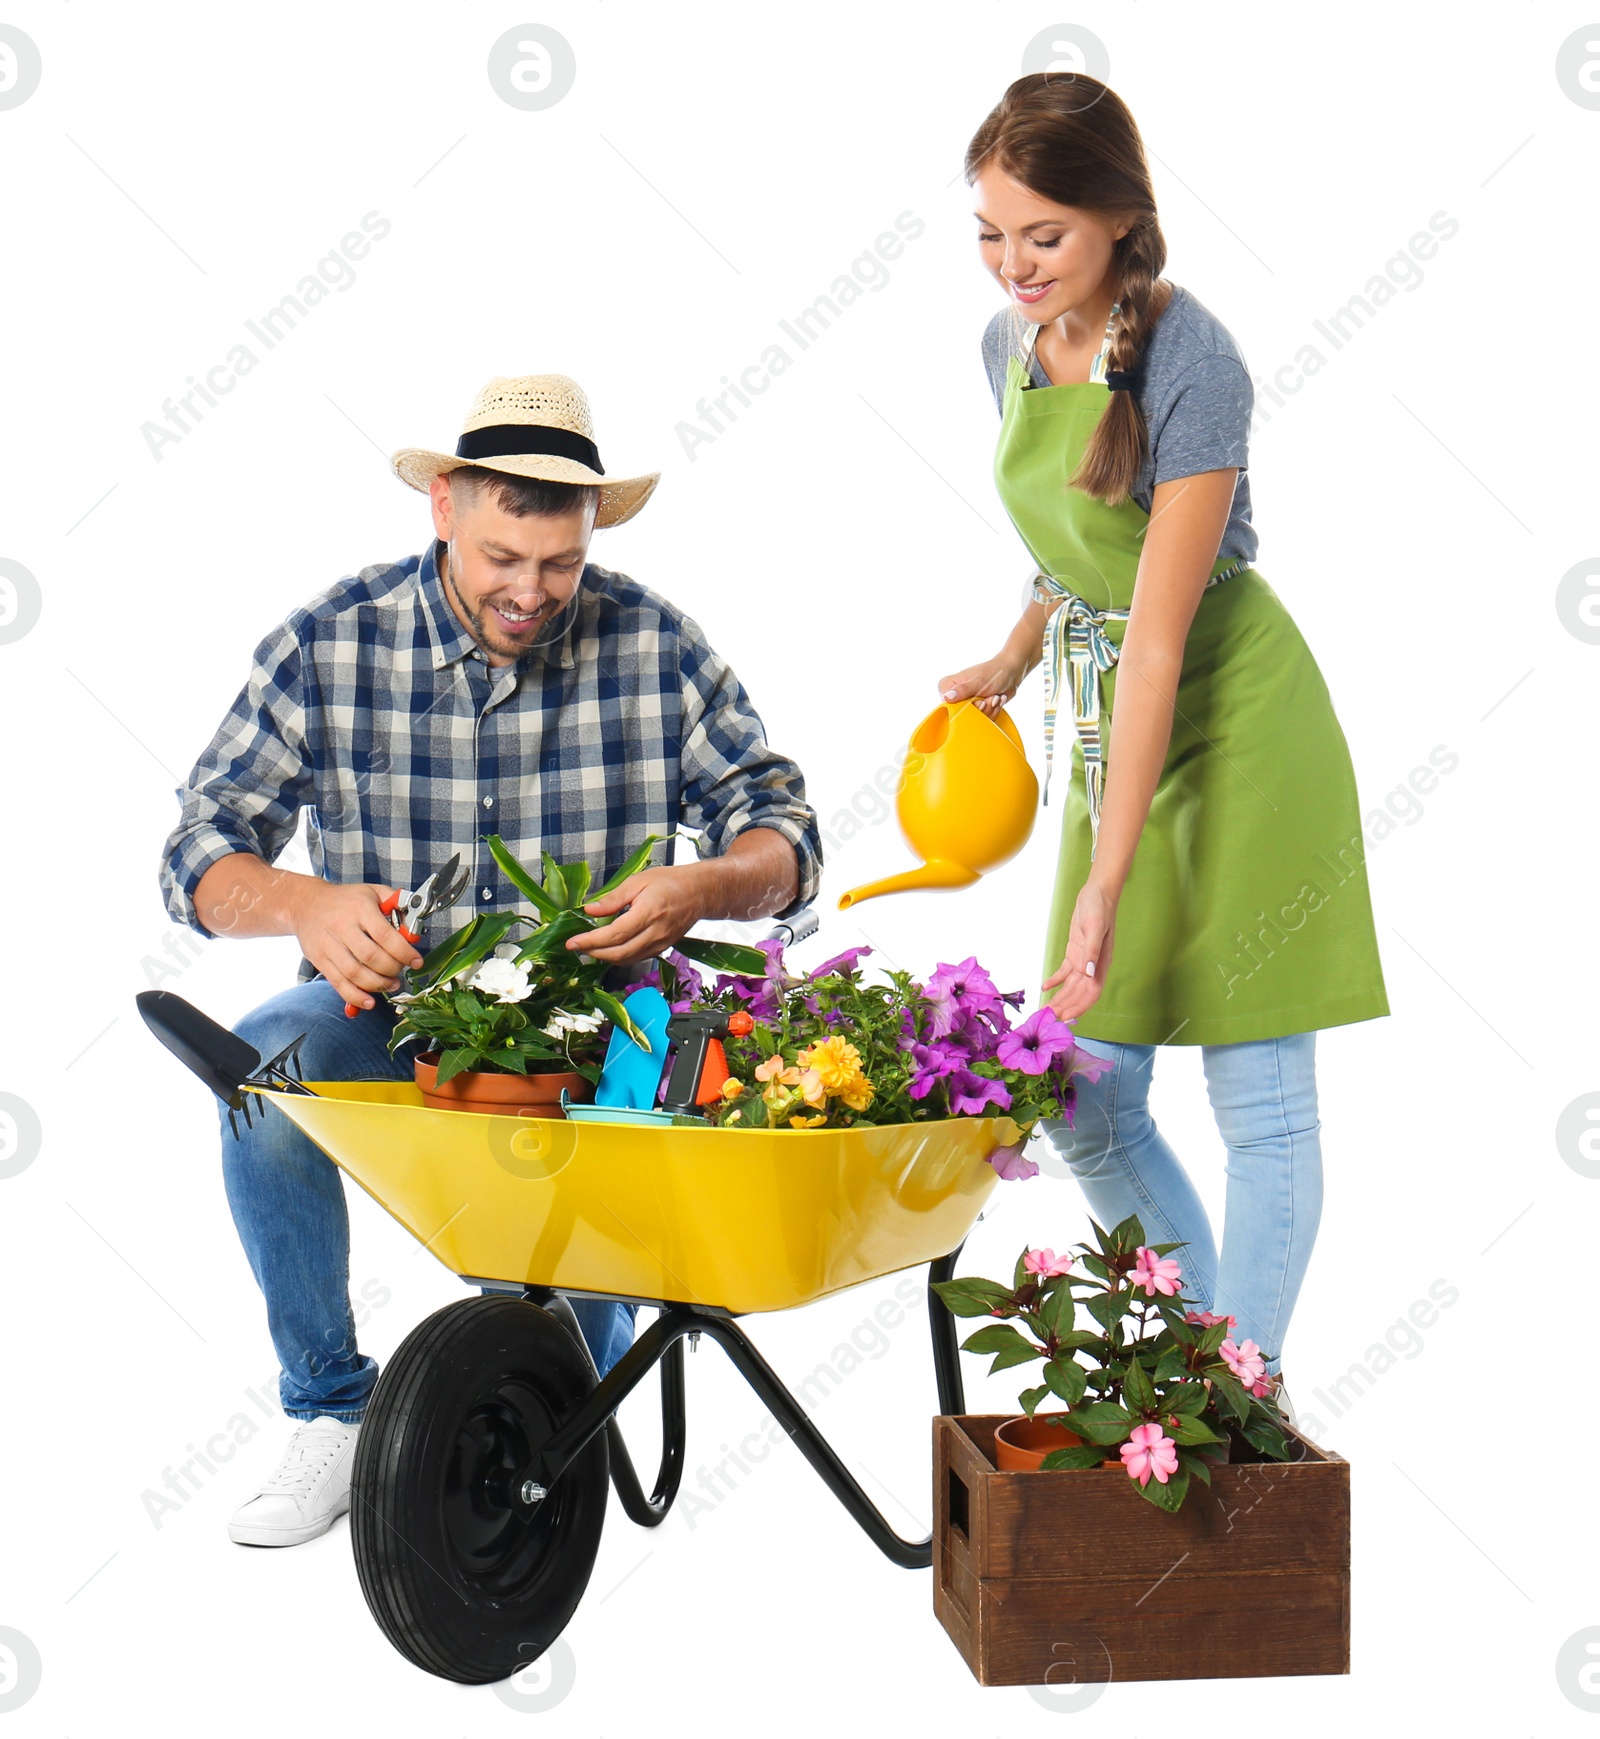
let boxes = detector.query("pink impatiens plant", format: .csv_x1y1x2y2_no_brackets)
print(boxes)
933,1213,1295,1512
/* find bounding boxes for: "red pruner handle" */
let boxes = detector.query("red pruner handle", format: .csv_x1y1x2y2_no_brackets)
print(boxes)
396,922,421,945
695,1038,730,1106
344,1001,361,1018
380,888,402,916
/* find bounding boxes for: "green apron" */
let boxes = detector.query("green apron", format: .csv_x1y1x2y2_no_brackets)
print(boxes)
995,347,1389,1045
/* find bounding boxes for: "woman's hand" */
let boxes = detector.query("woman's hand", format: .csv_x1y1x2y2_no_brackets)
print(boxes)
1043,881,1119,1022
937,653,1027,717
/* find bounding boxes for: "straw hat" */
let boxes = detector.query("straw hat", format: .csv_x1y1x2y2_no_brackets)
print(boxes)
391,374,660,527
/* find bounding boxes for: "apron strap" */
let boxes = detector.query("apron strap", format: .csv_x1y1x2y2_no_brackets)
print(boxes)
1034,557,1252,855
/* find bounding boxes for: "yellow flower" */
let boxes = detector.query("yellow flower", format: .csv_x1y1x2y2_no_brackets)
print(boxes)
720,1078,745,1102
788,1114,827,1129
798,1036,866,1094
837,1075,875,1112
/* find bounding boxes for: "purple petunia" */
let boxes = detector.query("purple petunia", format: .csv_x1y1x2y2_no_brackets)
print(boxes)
996,1008,1078,1076
987,1143,1040,1181
925,955,1003,1038
945,1068,1012,1116
810,945,873,979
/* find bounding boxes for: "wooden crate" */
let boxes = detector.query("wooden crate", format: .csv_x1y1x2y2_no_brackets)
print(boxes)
933,1413,1349,1686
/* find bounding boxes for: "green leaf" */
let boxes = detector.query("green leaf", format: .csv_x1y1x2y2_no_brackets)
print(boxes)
1054,1329,1107,1352
422,912,521,989
1163,1381,1208,1416
1018,1384,1050,1418
1240,1414,1291,1461
1122,1355,1156,1413
1107,1213,1146,1256
1041,1358,1087,1406
1036,1281,1076,1338
1086,1290,1126,1332
592,834,664,900
513,909,595,965
541,849,572,908
453,989,485,1024
1176,1449,1213,1486
1210,1370,1251,1427
674,935,770,977
959,1323,1033,1356
989,1342,1046,1374
433,1046,482,1087
1040,1445,1108,1471
591,987,649,1052
486,835,562,919
419,913,484,980
1062,1401,1134,1446
1154,1345,1189,1382
1165,1413,1225,1446
932,1278,1015,1318
1137,1463,1191,1512
1197,1321,1231,1357
562,859,593,909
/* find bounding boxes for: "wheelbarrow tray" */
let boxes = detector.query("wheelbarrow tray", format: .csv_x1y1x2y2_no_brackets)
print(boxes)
257,1080,1005,1313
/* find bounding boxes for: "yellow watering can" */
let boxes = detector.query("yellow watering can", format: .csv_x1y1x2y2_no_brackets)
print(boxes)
837,701,1039,909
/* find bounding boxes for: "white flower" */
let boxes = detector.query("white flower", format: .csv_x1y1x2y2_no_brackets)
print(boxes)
542,1007,604,1039
466,956,534,1004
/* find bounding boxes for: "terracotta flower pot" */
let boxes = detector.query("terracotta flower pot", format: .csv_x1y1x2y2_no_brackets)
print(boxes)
992,1412,1121,1472
414,1053,594,1118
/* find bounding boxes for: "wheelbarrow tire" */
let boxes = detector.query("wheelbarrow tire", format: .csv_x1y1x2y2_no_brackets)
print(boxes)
350,1294,609,1684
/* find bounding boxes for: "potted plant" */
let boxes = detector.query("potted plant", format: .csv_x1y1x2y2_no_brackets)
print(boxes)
928,1213,1351,1685
386,833,764,1117
934,1212,1292,1507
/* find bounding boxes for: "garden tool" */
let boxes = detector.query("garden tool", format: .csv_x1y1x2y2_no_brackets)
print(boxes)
344,850,469,1017
837,701,1039,908
135,990,315,1139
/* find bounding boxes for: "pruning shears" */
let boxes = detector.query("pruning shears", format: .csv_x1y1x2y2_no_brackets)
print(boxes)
344,851,469,1018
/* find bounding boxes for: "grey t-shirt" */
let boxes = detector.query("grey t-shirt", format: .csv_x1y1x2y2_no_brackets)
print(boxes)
981,283,1258,564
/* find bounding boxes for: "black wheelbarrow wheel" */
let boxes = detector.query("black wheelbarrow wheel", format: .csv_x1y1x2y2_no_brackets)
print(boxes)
350,1294,609,1684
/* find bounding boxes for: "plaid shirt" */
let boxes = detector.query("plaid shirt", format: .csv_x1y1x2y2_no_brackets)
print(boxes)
159,538,821,979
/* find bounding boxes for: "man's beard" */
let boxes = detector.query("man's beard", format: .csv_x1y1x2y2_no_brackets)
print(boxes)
444,540,562,653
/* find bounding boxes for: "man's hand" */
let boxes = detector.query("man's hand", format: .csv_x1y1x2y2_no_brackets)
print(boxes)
568,827,802,965
570,865,710,965
293,880,424,1012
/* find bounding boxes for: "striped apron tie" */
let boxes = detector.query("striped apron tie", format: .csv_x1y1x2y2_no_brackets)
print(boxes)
1033,558,1251,856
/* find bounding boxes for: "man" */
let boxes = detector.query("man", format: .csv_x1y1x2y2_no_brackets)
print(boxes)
158,373,820,1547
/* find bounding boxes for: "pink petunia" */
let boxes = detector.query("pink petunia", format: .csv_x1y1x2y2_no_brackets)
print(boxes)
1130,1246,1182,1297
1185,1309,1238,1330
1219,1337,1268,1393
987,1144,1040,1181
1023,1246,1074,1277
1120,1422,1179,1487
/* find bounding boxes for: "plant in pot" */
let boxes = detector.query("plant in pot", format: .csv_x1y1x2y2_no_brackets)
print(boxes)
627,943,1107,1145
385,833,766,1116
933,1212,1293,1511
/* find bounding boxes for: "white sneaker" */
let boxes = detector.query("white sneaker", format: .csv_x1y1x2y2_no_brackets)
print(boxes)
228,1416,358,1547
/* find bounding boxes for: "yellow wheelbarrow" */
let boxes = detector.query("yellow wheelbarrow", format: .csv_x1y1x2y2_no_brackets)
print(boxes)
138,989,1005,1684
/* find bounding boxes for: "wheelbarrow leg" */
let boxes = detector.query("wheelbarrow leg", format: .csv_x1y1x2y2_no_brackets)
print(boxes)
927,1244,968,1417
534,1291,686,1527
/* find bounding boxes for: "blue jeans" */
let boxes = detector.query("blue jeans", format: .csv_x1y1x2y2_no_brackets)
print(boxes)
223,976,637,1421
1039,1033,1322,1369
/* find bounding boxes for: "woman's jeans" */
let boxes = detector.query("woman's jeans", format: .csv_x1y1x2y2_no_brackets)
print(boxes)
221,976,637,1422
1039,1033,1322,1368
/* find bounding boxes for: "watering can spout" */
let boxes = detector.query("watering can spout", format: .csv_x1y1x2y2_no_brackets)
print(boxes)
837,859,979,910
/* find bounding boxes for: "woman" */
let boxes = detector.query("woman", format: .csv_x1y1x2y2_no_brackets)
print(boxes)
939,73,1388,1397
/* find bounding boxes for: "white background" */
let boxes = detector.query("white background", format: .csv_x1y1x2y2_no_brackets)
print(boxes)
2,1,1597,1731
